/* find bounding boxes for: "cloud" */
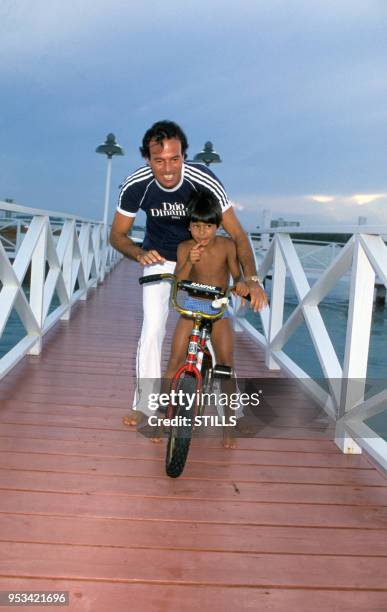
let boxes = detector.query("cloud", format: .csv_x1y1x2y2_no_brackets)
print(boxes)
230,200,245,211
233,192,387,231
308,195,335,203
350,193,387,205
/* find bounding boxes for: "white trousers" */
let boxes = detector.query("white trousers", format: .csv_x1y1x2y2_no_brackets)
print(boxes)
133,260,176,414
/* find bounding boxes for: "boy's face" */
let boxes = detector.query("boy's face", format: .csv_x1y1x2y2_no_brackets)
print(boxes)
189,221,217,246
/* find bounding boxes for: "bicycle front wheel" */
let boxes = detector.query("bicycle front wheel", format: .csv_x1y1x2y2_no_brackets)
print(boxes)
166,375,197,478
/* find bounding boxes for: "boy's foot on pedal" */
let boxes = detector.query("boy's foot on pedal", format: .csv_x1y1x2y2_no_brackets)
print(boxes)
122,410,145,427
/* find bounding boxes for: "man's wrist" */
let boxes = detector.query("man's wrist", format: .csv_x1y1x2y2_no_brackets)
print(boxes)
245,275,264,288
135,249,146,262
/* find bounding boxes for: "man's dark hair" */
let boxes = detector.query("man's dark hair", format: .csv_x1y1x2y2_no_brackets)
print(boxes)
186,189,222,227
140,120,189,159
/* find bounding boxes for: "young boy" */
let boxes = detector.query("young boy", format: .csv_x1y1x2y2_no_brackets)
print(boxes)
163,189,251,448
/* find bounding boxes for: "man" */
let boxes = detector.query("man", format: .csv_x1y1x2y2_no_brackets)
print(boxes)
110,120,267,425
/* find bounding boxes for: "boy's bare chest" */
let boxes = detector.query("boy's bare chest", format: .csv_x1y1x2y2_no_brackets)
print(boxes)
195,245,228,275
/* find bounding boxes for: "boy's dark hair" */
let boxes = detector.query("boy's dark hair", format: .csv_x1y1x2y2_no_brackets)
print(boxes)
186,189,222,227
140,120,189,159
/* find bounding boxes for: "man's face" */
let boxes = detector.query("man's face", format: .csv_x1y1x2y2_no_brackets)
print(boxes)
147,137,184,189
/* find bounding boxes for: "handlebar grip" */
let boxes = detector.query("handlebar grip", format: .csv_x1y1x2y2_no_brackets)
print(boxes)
139,273,175,285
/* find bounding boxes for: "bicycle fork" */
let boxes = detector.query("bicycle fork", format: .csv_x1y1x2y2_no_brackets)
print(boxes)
167,318,207,420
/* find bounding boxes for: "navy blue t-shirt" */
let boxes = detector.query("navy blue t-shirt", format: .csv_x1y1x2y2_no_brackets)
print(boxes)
117,162,231,261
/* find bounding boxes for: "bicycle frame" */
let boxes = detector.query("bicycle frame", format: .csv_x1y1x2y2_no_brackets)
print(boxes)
139,272,229,420
168,317,212,420
139,273,236,478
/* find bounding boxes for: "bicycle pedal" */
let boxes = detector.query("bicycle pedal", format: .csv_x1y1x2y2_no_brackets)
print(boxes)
212,364,232,379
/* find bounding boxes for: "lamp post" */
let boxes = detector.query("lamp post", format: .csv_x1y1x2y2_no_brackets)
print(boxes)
96,133,125,227
95,133,124,280
193,141,222,167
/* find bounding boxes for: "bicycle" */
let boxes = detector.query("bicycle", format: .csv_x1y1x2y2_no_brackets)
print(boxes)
139,273,234,478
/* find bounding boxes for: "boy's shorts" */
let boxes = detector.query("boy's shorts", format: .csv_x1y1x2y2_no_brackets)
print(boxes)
182,296,230,319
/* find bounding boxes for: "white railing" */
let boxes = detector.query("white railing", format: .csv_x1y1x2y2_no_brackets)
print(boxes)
0,201,122,379
235,225,387,470
0,218,25,255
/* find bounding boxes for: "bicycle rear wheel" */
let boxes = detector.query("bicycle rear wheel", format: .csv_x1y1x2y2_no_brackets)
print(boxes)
166,375,197,478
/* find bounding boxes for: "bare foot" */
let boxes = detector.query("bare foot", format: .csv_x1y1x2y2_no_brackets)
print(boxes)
149,422,164,443
223,430,237,449
122,410,145,427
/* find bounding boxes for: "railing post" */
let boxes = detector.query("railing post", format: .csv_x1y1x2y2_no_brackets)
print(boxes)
91,225,101,288
16,220,22,253
28,216,48,355
266,237,285,369
335,237,375,454
78,223,90,300
60,220,75,321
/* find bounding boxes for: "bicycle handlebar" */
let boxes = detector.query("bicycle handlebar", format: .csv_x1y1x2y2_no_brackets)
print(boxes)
138,273,175,285
139,274,225,297
138,273,250,320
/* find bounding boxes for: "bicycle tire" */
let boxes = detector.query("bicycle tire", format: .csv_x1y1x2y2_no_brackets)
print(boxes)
166,375,197,478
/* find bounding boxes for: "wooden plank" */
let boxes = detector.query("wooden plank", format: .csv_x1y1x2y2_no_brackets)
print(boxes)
0,451,384,486
1,513,387,557
1,542,387,589
0,422,336,444
0,419,338,440
1,469,386,506
0,436,373,468
0,430,342,454
0,578,386,612
1,490,387,529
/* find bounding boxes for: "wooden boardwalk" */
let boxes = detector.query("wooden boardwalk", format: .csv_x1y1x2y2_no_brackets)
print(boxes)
0,259,386,611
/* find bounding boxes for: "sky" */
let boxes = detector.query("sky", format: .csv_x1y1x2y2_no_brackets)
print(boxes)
1,0,387,231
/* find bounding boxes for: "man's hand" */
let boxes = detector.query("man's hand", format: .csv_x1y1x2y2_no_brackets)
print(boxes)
189,242,205,264
246,280,268,312
136,250,166,266
221,209,267,311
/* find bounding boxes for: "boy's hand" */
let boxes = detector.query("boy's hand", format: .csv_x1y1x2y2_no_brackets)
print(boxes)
189,242,205,264
234,281,250,297
232,281,250,307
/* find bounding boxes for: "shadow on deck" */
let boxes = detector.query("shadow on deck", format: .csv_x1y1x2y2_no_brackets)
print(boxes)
0,260,386,611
